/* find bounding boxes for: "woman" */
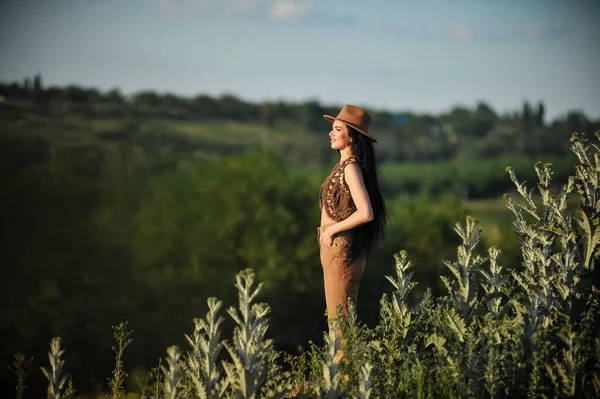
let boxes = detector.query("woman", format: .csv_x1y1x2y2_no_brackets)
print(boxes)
317,104,388,338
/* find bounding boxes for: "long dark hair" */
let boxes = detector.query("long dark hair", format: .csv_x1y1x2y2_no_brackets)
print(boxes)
340,126,388,264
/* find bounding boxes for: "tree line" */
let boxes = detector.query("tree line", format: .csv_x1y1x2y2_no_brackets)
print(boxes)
1,74,599,163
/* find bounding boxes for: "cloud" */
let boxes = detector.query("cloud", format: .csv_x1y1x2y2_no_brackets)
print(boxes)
267,1,311,21
260,3,356,28
451,25,470,40
153,0,351,27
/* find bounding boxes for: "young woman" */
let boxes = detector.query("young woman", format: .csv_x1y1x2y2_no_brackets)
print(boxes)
317,104,388,339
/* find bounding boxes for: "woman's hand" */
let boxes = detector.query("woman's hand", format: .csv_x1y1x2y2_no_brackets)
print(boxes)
319,227,335,247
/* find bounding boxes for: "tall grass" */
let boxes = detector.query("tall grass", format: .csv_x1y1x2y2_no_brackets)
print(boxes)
12,132,600,398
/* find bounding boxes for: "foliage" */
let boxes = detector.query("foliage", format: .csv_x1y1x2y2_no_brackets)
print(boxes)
0,145,564,396
40,338,75,399
3,78,600,397
108,322,134,399
11,132,599,397
8,353,33,399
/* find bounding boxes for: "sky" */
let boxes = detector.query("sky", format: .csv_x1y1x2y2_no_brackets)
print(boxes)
0,0,599,121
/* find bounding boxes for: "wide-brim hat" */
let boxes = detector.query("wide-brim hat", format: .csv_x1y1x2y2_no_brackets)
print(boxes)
323,104,377,143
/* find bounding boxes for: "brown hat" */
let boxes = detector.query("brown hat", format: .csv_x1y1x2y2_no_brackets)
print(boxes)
323,104,377,143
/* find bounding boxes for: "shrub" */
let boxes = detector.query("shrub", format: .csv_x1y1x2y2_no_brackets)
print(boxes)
13,132,600,398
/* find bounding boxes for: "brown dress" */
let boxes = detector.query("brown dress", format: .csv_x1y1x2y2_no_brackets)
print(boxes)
317,157,366,322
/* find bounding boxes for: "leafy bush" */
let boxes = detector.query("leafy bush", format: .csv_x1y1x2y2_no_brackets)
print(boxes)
10,132,600,398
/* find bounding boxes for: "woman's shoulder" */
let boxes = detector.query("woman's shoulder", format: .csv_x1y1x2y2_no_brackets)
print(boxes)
341,158,361,174
339,158,362,195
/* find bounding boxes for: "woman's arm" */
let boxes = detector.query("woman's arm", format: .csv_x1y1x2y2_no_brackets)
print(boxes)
321,163,373,242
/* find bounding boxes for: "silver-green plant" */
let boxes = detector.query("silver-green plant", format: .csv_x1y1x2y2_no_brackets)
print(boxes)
336,300,371,393
371,250,423,397
440,216,484,323
545,323,579,396
355,131,600,398
319,320,343,399
480,246,503,316
354,362,373,399
571,132,600,270
384,250,417,342
438,217,486,397
162,346,184,399
504,162,572,340
222,268,291,399
184,297,228,399
478,246,517,397
502,132,599,397
41,337,73,399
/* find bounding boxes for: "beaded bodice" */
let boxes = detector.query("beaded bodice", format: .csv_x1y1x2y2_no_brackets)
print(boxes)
319,157,358,221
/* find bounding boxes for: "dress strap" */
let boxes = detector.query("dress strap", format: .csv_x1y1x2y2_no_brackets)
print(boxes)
340,157,357,169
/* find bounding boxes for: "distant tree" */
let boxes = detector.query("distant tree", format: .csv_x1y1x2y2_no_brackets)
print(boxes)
0,83,22,99
193,94,218,118
106,88,124,104
134,91,162,107
477,124,518,157
65,85,90,103
271,100,292,120
30,74,46,103
447,105,472,123
33,73,43,92
535,101,545,127
475,101,497,120
566,111,589,134
371,110,395,131
460,101,497,140
522,101,532,124
259,102,276,129
85,87,103,103
522,100,535,155
44,87,65,102
297,100,325,133
217,93,249,120
163,93,187,109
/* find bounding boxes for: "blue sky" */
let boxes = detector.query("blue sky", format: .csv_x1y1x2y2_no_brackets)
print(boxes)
1,0,598,120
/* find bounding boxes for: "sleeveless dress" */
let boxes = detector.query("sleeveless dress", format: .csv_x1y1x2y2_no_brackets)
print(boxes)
317,157,366,321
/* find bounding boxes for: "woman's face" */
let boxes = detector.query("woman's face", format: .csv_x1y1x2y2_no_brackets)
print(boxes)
329,120,352,151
